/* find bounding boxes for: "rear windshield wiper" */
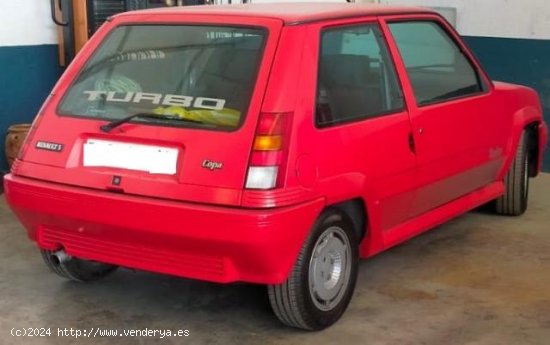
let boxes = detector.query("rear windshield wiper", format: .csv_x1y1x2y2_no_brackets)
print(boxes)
99,113,203,133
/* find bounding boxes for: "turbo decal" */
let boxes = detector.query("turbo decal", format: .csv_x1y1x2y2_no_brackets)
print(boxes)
83,91,226,111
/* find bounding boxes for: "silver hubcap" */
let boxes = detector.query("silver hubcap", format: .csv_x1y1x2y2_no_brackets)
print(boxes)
308,226,352,311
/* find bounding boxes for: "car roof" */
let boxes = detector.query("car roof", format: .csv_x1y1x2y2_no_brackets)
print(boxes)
117,3,435,25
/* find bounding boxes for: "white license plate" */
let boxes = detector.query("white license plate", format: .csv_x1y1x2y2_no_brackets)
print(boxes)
83,139,178,175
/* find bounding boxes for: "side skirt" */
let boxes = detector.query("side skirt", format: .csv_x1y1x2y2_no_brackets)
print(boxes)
374,181,504,254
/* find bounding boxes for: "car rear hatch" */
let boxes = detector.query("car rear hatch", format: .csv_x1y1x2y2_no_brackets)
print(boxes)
15,13,283,206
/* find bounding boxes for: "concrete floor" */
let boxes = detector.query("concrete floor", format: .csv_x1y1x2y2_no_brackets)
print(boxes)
0,176,549,345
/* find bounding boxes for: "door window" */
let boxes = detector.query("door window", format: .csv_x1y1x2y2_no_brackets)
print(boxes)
316,23,404,127
388,21,485,106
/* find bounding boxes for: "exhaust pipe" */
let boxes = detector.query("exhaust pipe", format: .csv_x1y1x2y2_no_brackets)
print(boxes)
53,250,72,263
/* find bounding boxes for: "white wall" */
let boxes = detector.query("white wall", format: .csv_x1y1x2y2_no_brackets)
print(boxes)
3,0,549,45
244,0,350,3
0,0,58,47
378,0,550,40
220,0,550,40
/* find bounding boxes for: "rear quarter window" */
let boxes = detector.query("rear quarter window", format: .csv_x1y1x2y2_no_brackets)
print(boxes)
58,25,266,130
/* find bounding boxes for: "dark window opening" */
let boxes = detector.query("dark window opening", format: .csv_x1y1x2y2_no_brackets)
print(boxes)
58,25,266,130
316,24,404,127
388,21,485,106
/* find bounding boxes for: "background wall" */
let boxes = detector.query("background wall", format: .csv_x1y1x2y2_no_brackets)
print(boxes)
0,0,548,171
379,0,550,171
0,1,63,172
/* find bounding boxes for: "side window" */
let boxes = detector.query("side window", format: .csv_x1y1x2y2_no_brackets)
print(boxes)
388,21,485,106
316,24,404,127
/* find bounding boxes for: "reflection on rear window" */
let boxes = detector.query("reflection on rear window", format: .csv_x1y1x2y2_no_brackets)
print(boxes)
58,25,266,130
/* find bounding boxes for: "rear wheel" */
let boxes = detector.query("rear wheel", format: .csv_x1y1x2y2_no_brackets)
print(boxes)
495,131,530,216
41,250,118,282
268,209,359,330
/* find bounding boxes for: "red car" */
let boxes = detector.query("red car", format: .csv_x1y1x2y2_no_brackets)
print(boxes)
4,3,548,330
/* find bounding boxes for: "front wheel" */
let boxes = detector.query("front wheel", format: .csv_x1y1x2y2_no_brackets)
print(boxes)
268,209,359,330
495,131,530,216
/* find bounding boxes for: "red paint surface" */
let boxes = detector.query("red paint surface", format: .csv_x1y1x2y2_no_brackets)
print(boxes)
4,4,548,284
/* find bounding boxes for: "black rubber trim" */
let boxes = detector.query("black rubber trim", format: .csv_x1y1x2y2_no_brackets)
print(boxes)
287,11,433,26
0,171,6,195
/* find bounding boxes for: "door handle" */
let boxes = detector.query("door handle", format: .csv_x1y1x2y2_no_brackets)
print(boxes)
408,132,416,154
50,0,69,26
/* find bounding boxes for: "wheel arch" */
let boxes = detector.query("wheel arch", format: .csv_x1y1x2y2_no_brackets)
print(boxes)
325,198,367,242
499,105,544,180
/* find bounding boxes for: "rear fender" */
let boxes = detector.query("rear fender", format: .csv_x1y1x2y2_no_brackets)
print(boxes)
319,173,384,258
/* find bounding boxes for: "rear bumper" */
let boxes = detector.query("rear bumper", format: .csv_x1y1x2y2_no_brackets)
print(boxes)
4,174,324,284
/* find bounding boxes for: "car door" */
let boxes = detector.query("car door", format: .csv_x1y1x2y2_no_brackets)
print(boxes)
382,15,509,217
296,18,417,239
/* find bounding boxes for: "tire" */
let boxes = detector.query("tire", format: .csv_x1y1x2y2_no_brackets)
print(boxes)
41,250,118,282
268,209,359,330
495,131,530,216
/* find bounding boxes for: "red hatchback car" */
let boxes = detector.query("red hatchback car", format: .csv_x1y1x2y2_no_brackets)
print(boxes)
4,3,548,330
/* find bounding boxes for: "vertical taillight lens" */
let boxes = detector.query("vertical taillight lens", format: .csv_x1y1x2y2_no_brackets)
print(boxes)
245,112,292,190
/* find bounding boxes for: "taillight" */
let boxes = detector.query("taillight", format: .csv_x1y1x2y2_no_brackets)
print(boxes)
245,112,292,190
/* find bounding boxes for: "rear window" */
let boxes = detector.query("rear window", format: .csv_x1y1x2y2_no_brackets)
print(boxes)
58,25,266,130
